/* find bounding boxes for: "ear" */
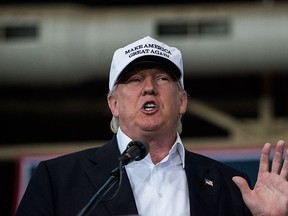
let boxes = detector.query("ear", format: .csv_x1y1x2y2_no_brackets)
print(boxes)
107,94,119,117
179,90,188,115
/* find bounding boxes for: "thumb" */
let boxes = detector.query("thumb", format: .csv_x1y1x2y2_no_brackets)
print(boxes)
232,176,251,196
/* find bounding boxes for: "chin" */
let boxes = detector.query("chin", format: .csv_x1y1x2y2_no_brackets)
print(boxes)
141,124,163,133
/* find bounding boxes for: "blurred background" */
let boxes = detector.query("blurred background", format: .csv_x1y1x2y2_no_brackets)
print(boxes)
1,0,288,215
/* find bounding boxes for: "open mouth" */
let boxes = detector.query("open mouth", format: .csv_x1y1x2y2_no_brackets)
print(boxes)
143,102,157,111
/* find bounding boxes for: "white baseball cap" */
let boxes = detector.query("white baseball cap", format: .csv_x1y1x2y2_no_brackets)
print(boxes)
109,36,184,91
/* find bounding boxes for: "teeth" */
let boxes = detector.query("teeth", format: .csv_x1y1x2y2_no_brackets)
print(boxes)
144,103,156,111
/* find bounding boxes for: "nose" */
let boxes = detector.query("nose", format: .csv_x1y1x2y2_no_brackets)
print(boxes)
142,77,157,96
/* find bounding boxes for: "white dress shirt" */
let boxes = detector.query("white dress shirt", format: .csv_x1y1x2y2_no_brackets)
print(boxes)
117,128,190,216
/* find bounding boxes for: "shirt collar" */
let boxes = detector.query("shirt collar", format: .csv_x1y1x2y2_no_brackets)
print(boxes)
116,127,186,168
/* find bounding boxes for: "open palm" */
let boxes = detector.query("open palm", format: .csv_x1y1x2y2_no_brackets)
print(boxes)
233,140,288,216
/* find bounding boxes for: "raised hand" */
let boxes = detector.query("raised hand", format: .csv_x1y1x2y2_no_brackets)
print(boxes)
233,140,288,216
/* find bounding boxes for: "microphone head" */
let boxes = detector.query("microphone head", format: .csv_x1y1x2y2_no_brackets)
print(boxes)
119,139,150,165
128,139,149,161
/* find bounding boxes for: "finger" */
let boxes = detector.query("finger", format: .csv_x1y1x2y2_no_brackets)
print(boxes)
280,146,288,180
232,176,251,198
258,143,272,174
271,140,285,174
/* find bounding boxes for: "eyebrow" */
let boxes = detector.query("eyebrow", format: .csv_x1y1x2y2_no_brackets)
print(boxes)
117,67,178,84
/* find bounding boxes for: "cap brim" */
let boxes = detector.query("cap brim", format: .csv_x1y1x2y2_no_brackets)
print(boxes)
117,55,181,83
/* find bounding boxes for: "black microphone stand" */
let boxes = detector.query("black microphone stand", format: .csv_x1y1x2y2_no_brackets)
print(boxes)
76,167,121,216
76,140,149,216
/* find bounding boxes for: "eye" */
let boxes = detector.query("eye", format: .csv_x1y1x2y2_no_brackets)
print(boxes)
156,74,171,83
127,75,142,84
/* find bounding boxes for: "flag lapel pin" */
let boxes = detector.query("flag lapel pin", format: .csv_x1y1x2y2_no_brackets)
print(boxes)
205,178,214,187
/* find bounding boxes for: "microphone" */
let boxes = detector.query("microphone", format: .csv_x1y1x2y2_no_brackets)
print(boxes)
119,139,149,165
77,139,149,216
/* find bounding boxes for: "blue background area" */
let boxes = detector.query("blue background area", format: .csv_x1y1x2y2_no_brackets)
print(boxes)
223,160,259,187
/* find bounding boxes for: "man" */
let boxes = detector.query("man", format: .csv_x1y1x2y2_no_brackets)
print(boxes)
15,36,288,216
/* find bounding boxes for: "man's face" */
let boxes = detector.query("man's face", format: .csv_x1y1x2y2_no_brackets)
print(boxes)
108,68,187,139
